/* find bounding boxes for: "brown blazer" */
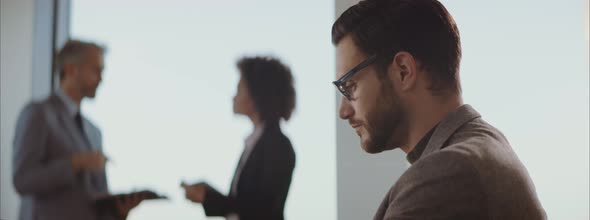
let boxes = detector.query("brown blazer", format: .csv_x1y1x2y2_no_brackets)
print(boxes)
374,105,546,220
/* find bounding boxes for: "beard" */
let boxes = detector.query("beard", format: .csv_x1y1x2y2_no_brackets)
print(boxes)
81,81,99,99
361,80,407,154
80,83,98,98
74,72,98,98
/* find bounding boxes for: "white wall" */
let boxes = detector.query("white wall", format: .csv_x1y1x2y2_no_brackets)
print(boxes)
1,0,68,219
1,1,35,219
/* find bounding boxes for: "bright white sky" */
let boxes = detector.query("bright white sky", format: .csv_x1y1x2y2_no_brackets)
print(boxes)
72,0,589,219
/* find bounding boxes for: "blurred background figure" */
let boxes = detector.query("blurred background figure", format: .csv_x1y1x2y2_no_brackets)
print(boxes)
12,40,142,220
182,56,296,220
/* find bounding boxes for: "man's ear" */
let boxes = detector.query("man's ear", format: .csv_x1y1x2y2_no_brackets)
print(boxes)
62,63,77,80
389,51,418,91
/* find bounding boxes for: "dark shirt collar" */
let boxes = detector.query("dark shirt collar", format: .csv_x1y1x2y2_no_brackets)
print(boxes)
406,125,438,164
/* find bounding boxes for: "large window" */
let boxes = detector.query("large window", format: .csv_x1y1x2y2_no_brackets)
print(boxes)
71,1,336,219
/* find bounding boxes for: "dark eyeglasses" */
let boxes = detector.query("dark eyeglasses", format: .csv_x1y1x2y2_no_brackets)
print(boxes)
332,54,378,100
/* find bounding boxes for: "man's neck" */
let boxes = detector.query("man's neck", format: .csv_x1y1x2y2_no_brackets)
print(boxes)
60,84,82,107
399,95,463,154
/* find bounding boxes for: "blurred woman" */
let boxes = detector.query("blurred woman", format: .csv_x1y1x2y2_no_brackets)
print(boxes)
181,56,296,220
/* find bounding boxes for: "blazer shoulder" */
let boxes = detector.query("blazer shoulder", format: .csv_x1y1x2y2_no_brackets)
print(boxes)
17,98,53,122
444,117,522,161
261,128,293,147
448,118,510,149
387,150,487,217
258,130,295,161
435,119,546,219
393,150,483,200
392,149,484,197
404,149,480,182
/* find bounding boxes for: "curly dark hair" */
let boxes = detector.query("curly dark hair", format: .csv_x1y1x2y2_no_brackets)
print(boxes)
237,56,296,123
332,0,462,94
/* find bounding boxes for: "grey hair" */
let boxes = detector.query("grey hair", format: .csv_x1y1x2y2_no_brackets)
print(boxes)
55,39,106,80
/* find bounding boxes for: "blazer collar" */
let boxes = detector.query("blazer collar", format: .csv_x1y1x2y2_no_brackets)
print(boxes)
421,104,481,158
48,94,93,151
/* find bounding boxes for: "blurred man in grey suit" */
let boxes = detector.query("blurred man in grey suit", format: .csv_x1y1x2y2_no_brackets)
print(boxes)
12,40,141,220
332,0,546,219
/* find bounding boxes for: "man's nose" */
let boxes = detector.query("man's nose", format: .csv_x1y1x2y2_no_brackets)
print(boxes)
339,96,354,120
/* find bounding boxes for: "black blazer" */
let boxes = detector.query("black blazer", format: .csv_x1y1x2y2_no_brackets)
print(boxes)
202,122,296,220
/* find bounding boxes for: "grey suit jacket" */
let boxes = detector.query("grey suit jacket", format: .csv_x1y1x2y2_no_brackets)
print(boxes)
12,94,114,220
374,105,546,220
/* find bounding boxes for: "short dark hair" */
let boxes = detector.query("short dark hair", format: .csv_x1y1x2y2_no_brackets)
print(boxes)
332,0,462,93
237,56,296,122
55,39,105,80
